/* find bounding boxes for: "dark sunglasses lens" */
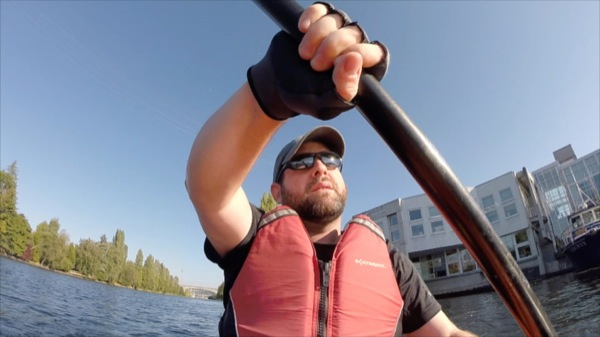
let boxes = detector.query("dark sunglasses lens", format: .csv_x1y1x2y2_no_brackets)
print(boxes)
290,155,315,169
321,154,340,167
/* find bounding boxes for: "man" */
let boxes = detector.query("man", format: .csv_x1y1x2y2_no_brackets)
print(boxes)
186,2,476,336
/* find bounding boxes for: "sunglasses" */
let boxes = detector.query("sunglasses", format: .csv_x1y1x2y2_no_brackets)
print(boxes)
276,152,343,182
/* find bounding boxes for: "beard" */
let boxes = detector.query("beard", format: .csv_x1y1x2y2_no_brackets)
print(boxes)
281,178,347,225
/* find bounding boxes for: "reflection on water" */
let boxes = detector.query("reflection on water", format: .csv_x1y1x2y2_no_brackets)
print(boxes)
439,267,600,337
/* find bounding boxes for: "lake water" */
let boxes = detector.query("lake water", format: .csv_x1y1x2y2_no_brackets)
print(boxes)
1,256,598,336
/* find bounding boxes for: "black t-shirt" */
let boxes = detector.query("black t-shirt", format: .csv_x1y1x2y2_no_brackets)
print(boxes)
204,204,441,334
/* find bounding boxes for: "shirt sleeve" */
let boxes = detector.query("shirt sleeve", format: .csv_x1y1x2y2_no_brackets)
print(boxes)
388,242,442,333
203,203,263,269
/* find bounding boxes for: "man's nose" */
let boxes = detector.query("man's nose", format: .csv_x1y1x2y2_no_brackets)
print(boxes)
311,158,329,176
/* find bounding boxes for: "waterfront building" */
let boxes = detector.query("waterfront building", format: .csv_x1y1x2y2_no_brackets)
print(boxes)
361,145,599,296
532,145,600,248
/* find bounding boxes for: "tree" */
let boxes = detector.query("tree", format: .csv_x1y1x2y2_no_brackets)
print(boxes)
75,239,102,277
260,192,277,212
210,282,225,300
143,254,157,291
105,229,127,284
134,249,144,289
0,163,32,257
120,261,137,287
32,219,70,270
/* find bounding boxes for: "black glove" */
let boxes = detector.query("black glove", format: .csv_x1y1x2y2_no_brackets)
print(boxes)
247,3,390,121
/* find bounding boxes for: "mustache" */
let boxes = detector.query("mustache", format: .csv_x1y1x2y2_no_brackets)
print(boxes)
307,177,336,191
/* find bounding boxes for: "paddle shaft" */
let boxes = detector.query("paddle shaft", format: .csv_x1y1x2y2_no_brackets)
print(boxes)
251,1,556,336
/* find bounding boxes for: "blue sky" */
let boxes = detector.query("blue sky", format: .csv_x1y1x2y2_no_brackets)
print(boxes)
1,1,598,288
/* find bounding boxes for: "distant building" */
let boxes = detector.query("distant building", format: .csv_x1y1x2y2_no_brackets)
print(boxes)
182,286,217,300
360,146,599,296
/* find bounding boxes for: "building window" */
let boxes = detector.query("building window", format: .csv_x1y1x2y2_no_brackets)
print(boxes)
420,258,434,280
387,213,399,227
499,188,514,203
460,248,477,272
432,253,447,278
482,195,495,210
411,223,424,237
446,248,460,275
431,220,445,233
486,210,499,223
502,230,532,261
501,235,516,260
428,206,441,218
391,230,400,242
515,230,532,259
504,203,518,218
418,254,447,280
409,209,422,221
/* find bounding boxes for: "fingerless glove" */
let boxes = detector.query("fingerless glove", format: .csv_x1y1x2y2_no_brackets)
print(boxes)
247,3,389,121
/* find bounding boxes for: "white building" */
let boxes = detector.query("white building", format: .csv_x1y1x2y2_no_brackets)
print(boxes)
361,146,599,296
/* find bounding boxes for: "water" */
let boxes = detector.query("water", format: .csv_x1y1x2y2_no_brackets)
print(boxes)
0,257,221,337
438,268,600,336
1,256,599,337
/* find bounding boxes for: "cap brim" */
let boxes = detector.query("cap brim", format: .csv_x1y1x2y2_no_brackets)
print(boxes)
282,126,345,163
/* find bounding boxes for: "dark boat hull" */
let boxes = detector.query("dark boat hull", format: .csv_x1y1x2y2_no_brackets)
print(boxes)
563,229,600,272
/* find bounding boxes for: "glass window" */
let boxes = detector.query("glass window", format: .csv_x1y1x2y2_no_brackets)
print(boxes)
391,230,400,242
431,220,445,233
421,257,434,280
409,209,422,221
387,213,399,227
499,188,513,203
460,249,477,272
504,203,518,218
486,210,499,223
518,245,532,258
432,253,447,278
482,195,495,210
515,230,532,260
501,235,517,260
446,249,460,275
515,230,528,244
411,223,424,237
428,206,441,218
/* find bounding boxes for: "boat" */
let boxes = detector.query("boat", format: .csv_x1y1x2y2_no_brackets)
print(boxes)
560,203,600,272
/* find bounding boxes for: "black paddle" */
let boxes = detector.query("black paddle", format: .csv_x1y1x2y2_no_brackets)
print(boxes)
251,1,556,336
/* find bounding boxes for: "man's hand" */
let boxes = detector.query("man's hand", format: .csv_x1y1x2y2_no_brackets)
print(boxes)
247,2,389,121
298,2,388,102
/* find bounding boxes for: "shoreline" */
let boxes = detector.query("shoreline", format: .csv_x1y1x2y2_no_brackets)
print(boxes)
0,254,187,297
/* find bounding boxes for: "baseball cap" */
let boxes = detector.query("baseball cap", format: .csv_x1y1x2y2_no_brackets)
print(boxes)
273,126,345,183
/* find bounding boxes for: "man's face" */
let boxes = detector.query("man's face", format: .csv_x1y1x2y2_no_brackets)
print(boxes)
274,141,347,224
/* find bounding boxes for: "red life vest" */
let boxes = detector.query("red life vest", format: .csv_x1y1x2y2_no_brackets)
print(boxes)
229,206,404,336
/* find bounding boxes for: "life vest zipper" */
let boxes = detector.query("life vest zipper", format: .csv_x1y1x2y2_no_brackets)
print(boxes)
317,261,331,337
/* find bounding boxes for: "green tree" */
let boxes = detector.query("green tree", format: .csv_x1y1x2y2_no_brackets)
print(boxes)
134,249,144,289
75,238,102,278
260,192,277,212
105,229,127,284
211,282,224,300
143,254,157,291
32,219,70,270
0,163,33,257
119,261,137,287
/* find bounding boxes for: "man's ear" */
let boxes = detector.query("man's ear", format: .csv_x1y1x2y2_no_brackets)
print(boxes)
271,182,282,204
